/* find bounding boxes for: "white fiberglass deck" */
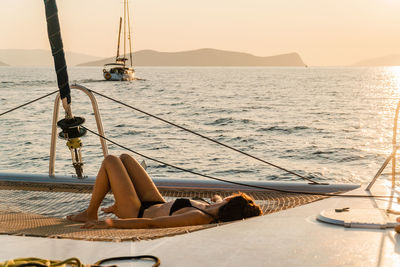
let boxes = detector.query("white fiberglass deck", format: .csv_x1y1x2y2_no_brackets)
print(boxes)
0,178,399,266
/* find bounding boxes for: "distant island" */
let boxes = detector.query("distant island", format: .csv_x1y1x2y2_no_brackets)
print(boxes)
79,48,306,67
3,49,400,67
0,48,306,67
352,54,400,66
0,49,101,66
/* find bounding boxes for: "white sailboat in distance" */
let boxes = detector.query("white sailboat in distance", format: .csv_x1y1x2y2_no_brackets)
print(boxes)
103,0,135,81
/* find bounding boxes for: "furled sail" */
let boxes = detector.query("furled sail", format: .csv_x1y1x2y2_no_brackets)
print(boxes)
43,0,71,108
43,0,87,177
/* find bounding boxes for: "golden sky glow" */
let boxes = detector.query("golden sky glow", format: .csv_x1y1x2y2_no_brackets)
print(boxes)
1,0,400,66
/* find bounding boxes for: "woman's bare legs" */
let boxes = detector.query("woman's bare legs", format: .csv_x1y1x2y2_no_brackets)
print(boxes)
119,153,165,202
67,155,142,222
102,154,165,214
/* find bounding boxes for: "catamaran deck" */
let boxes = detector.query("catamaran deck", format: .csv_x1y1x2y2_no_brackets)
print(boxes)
0,176,398,266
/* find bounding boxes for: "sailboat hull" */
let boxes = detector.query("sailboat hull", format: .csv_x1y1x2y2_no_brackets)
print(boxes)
103,66,135,81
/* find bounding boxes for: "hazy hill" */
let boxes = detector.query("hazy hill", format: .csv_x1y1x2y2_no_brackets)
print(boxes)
0,60,8,66
79,48,306,67
352,54,400,66
0,49,101,66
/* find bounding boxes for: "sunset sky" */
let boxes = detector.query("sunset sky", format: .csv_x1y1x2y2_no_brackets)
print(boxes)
1,0,400,66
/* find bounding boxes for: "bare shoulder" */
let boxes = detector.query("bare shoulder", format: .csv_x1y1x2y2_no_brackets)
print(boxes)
97,210,214,229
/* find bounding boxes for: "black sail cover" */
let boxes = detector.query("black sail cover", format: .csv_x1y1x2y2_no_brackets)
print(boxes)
43,0,71,104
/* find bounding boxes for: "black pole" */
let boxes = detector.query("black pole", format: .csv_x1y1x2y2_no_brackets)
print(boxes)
43,0,71,105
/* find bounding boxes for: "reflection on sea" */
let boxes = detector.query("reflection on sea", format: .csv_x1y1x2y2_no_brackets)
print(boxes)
1,66,400,185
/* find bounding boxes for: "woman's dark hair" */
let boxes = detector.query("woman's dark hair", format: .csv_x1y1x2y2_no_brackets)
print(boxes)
217,192,262,222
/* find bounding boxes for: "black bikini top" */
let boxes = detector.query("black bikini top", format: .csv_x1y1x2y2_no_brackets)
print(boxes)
169,198,218,222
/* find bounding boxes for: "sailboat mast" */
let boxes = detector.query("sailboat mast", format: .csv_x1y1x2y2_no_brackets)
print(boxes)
116,17,122,61
123,0,126,66
127,0,133,67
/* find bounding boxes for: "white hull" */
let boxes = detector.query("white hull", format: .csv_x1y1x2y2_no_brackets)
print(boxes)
103,66,135,81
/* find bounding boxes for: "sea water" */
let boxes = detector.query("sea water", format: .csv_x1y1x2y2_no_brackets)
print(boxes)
1,66,400,185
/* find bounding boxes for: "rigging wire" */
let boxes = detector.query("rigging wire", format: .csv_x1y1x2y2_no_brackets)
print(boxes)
0,90,58,117
88,89,319,184
0,90,398,198
82,125,399,199
0,89,319,184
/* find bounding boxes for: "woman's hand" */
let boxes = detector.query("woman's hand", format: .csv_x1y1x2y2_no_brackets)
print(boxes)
211,194,223,203
101,204,116,214
82,218,113,229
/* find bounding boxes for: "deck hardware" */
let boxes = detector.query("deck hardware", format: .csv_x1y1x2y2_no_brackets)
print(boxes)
367,99,400,191
57,117,87,178
49,84,109,177
335,207,350,212
57,117,86,139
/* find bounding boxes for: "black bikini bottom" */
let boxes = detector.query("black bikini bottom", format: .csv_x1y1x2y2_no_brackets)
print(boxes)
137,201,165,218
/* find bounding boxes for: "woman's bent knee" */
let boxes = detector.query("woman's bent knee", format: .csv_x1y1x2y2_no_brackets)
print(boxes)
120,153,139,164
103,154,121,166
119,153,131,161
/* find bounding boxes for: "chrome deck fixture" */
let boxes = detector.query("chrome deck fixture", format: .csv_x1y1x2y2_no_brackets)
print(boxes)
49,84,109,177
366,100,400,191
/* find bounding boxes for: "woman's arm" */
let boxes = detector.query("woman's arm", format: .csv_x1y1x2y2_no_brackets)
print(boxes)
83,210,213,229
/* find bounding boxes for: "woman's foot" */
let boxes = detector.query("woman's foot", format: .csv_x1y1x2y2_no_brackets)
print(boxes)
101,204,117,214
67,210,97,223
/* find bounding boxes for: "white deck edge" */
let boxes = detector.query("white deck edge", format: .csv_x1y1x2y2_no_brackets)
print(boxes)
0,172,359,193
1,176,399,266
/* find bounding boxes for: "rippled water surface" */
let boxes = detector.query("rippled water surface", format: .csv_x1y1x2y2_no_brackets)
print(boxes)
1,66,400,184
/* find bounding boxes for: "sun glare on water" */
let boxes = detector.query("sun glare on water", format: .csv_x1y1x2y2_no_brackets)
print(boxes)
390,66,400,93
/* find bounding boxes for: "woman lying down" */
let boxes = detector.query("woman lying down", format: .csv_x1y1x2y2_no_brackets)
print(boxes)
67,154,262,229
